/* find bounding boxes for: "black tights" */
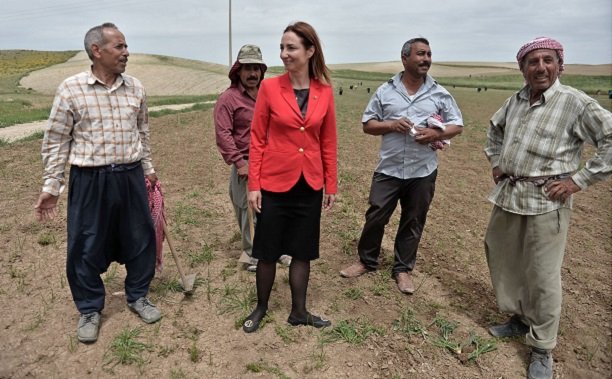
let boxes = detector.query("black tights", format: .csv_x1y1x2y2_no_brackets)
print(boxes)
249,258,311,321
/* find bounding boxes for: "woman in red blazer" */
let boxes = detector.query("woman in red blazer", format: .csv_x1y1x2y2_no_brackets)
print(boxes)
243,21,337,333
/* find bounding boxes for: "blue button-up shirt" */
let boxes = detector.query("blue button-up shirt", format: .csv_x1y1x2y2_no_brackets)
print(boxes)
362,72,463,179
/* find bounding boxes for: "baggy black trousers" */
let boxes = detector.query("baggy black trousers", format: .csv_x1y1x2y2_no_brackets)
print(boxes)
66,163,156,314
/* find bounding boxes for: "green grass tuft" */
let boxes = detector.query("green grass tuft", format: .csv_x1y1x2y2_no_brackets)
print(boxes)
105,327,150,367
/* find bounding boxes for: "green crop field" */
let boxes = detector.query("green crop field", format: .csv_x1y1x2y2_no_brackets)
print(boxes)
1,51,609,130
0,50,78,127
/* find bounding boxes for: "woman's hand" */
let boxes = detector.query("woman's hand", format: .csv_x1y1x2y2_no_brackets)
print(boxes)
323,194,335,210
248,190,262,213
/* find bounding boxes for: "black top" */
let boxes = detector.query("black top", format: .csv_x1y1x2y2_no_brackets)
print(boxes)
294,88,309,118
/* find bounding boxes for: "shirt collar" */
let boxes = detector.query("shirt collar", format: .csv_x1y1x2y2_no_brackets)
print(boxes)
518,78,561,103
392,72,437,95
87,69,128,90
235,81,257,101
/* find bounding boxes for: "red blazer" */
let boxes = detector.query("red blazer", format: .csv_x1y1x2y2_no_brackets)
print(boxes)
248,73,337,194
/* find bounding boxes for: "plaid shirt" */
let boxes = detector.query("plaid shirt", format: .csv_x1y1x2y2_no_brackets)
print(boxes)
485,79,612,215
41,71,154,196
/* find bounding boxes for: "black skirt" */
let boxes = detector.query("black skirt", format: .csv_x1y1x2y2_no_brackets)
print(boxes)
252,175,323,262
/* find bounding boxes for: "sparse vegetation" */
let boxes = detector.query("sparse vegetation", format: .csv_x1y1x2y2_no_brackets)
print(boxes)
343,287,364,300
393,307,427,339
188,340,202,363
218,285,258,328
104,327,150,368
321,318,385,345
36,231,56,246
0,57,609,378
274,325,298,344
245,360,290,379
150,277,184,297
187,243,214,267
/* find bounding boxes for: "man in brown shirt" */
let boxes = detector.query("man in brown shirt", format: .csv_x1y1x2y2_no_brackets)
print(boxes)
35,22,161,343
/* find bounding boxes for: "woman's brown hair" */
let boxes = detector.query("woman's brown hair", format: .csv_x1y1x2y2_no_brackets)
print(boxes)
283,21,331,85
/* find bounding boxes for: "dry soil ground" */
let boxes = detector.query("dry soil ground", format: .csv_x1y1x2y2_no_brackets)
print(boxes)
0,63,610,379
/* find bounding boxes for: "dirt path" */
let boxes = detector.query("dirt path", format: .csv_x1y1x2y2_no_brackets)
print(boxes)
0,103,199,142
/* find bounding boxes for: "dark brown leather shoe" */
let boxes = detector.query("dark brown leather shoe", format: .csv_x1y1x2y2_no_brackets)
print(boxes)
395,272,415,294
339,262,370,278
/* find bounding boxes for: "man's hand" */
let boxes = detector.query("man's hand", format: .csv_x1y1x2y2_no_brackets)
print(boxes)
545,177,581,201
248,190,262,213
390,118,413,134
492,166,504,184
34,192,59,222
414,127,443,144
236,163,249,178
146,173,158,189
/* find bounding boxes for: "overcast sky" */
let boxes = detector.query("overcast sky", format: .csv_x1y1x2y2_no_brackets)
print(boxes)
1,0,611,67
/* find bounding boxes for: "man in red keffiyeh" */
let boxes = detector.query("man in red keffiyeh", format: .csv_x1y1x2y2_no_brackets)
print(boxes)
484,36,611,379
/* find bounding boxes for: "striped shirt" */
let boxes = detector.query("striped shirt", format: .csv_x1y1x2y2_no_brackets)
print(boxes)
41,71,154,196
485,79,612,215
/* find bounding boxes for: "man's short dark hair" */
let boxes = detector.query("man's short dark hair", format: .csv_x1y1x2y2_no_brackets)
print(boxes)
401,37,430,57
84,22,118,60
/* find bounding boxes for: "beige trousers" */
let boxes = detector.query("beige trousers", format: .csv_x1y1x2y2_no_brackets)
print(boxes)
229,165,255,260
485,206,570,350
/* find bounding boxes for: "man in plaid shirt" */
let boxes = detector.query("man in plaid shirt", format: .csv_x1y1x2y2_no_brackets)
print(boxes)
484,37,611,379
35,22,162,343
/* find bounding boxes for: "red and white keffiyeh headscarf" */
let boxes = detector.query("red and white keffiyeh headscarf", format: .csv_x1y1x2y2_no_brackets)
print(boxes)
516,37,565,72
146,177,165,273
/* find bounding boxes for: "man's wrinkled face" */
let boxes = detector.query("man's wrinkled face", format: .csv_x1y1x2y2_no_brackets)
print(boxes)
239,64,262,90
94,27,129,75
521,49,560,94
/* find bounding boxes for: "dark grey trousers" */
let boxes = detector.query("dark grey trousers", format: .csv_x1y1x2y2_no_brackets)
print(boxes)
357,170,436,275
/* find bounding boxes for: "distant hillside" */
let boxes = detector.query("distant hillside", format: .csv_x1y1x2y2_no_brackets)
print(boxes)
19,52,232,96
15,51,612,96
330,61,612,77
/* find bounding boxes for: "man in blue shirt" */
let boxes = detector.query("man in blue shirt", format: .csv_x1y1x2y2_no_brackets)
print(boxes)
340,37,463,294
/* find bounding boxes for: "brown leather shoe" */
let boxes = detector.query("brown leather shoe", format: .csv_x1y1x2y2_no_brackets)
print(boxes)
339,262,370,278
395,272,415,294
